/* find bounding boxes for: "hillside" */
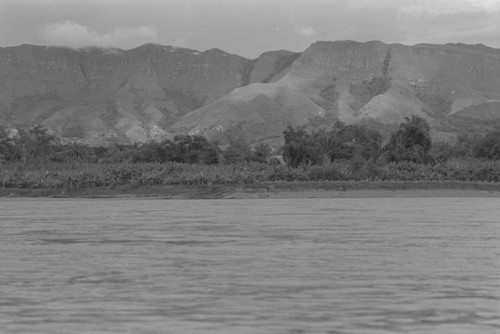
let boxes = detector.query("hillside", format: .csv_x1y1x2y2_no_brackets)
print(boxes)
0,44,293,144
1,41,500,145
173,41,500,145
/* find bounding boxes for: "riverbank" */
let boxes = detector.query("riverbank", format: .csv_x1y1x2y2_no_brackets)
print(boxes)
2,181,500,199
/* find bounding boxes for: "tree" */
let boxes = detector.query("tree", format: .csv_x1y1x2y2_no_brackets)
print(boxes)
16,124,58,164
349,124,382,161
312,121,382,163
384,115,433,163
252,143,273,163
399,115,432,151
171,135,220,164
0,127,21,162
430,141,454,162
222,140,252,163
313,122,353,162
282,126,321,167
473,131,500,160
133,140,167,163
451,134,479,158
53,142,95,162
220,125,253,164
281,122,383,167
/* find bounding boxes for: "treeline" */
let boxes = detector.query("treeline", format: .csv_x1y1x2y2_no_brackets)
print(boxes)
282,116,500,166
0,125,272,165
1,116,500,192
2,116,499,167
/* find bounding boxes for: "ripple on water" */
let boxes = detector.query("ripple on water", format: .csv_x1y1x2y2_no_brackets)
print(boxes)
0,197,499,333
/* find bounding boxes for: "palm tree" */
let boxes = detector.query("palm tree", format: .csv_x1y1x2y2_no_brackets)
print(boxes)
399,115,431,151
385,115,432,163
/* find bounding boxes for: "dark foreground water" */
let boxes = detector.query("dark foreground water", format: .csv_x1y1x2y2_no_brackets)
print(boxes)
0,197,499,333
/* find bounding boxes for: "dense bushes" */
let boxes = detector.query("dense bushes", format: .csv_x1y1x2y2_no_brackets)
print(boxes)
473,131,500,160
2,158,499,191
1,115,500,193
130,135,220,164
0,126,271,165
282,116,500,166
282,121,381,167
384,116,433,164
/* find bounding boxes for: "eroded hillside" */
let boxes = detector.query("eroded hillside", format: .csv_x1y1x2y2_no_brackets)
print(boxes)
0,44,297,143
1,41,500,145
173,41,500,145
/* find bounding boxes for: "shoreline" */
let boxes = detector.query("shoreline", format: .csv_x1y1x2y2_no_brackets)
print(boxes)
1,181,500,199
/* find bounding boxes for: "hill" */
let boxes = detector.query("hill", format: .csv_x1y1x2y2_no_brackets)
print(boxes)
0,44,294,144
173,41,500,145
1,41,500,145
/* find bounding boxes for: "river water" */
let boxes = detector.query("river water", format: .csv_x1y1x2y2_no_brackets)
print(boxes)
0,197,499,333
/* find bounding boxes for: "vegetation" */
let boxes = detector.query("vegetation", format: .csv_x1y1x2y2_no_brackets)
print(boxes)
282,121,381,167
384,115,433,163
473,131,500,160
1,116,500,195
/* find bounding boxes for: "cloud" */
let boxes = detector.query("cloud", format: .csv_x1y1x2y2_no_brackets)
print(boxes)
288,9,316,39
40,20,159,49
296,26,316,37
468,0,500,11
2,0,500,57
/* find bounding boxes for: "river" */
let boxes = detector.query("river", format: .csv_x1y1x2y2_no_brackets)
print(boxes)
0,197,499,333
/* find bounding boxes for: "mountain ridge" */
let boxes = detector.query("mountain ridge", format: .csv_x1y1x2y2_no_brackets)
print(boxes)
1,41,500,145
173,40,500,145
0,42,288,143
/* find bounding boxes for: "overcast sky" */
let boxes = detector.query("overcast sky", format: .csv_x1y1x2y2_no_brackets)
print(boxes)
0,0,499,58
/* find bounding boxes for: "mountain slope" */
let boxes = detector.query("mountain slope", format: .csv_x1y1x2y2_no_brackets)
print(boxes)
172,41,500,144
0,44,277,143
2,41,500,145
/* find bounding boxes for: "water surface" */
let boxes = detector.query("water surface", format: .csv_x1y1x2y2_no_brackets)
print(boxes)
1,197,499,333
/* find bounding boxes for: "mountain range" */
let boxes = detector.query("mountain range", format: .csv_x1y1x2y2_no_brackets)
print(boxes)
1,40,500,146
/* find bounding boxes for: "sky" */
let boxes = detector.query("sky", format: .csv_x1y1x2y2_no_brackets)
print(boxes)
0,0,499,58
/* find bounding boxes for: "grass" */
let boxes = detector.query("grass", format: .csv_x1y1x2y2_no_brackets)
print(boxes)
1,158,500,197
